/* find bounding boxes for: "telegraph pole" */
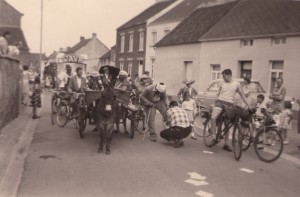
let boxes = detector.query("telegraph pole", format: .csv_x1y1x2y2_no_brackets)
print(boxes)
39,0,43,78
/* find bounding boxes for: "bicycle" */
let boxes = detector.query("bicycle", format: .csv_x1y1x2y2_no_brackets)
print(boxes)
240,114,284,163
192,98,210,138
203,105,244,161
56,92,87,139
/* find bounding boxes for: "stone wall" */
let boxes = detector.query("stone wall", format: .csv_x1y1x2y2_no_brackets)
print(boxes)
0,57,20,131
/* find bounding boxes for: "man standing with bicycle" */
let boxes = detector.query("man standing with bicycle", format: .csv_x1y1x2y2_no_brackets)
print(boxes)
68,67,88,118
211,69,252,152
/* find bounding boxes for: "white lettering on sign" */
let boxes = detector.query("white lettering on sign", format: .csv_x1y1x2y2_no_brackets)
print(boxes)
57,55,85,63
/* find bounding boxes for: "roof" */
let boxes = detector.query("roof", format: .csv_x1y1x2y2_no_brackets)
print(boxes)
117,0,177,30
156,1,238,47
201,0,300,41
100,50,111,59
1,0,23,16
67,38,91,53
151,0,211,25
0,26,29,51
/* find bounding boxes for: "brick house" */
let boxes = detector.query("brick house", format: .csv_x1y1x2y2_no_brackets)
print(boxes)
115,0,176,80
66,33,109,73
155,0,300,104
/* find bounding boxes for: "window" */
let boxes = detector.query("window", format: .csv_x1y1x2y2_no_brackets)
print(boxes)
120,34,125,52
239,61,252,78
241,39,253,47
119,60,124,70
272,37,286,45
127,61,132,77
211,64,221,81
151,58,155,79
152,31,157,45
269,61,284,92
128,33,134,52
111,51,116,62
184,61,193,81
139,31,144,51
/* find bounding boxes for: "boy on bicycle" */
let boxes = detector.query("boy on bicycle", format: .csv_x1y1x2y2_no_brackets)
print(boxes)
211,69,252,152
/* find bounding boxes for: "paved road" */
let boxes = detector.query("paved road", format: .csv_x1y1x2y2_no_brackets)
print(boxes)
17,92,300,197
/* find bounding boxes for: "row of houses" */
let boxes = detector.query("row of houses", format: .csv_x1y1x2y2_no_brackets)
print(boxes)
102,0,300,100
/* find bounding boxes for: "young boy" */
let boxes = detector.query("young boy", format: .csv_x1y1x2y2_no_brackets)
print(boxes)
181,92,197,140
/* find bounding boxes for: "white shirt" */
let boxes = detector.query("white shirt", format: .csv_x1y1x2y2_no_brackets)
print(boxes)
182,99,196,111
218,80,240,103
76,76,82,89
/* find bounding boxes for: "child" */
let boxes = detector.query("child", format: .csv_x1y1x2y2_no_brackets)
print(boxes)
181,92,197,140
30,75,42,119
279,101,293,145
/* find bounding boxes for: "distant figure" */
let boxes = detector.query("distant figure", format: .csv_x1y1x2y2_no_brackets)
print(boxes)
0,31,11,55
269,78,286,114
30,75,42,119
177,80,198,103
22,65,30,106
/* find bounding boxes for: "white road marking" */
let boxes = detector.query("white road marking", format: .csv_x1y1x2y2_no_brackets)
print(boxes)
240,168,254,173
203,151,214,154
184,179,208,186
195,190,214,197
187,172,207,180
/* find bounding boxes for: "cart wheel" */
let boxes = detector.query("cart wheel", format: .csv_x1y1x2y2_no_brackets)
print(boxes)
56,101,69,127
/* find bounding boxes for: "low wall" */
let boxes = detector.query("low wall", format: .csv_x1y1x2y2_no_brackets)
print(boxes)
0,57,21,131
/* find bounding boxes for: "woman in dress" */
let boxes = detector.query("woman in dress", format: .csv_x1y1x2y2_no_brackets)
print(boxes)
269,78,286,114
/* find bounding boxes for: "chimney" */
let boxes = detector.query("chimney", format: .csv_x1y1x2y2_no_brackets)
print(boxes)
92,33,97,38
80,36,85,41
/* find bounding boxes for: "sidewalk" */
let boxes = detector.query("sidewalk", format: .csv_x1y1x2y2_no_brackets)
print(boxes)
0,106,40,197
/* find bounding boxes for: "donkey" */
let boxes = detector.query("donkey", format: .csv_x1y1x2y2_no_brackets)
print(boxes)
96,87,117,155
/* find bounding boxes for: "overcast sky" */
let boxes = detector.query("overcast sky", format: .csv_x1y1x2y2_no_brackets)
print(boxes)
6,0,155,55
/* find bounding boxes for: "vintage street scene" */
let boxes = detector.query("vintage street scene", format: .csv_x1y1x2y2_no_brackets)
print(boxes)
0,0,300,197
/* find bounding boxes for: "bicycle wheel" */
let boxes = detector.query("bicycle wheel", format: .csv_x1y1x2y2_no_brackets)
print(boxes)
56,101,69,127
254,128,283,163
193,111,205,137
51,96,57,125
241,123,252,151
78,108,87,139
135,110,147,134
232,122,243,161
203,116,214,147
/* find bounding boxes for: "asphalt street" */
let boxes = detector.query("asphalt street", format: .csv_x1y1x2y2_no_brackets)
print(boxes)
16,91,300,197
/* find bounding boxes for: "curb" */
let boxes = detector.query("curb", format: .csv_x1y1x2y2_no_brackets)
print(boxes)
0,104,42,197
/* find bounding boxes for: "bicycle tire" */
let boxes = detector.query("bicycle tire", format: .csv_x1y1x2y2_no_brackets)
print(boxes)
51,96,57,125
241,124,252,151
193,112,205,137
56,101,69,127
232,122,243,161
135,111,147,134
203,116,214,147
254,128,283,163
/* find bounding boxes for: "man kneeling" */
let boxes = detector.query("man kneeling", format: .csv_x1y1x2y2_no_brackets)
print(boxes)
160,101,192,148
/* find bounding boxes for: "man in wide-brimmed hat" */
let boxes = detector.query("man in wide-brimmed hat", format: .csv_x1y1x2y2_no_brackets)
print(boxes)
99,65,120,87
140,82,168,141
177,80,198,103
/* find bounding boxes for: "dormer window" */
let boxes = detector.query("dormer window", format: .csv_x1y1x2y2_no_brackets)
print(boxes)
272,37,286,45
241,39,253,47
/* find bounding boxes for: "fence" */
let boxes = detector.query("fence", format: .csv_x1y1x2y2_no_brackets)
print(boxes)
0,57,21,131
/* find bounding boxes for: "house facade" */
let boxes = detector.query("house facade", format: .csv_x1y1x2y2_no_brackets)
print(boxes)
155,0,300,103
99,45,116,67
115,0,176,80
66,33,109,73
146,0,218,79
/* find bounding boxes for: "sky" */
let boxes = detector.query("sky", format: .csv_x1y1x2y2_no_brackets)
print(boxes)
6,0,155,55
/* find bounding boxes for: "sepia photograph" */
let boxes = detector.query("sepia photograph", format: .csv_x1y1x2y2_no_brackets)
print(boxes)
0,0,299,196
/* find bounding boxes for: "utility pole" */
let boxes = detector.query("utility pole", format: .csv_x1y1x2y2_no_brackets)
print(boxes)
39,0,43,78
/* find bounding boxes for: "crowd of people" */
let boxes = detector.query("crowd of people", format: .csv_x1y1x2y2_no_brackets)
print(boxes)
21,64,300,150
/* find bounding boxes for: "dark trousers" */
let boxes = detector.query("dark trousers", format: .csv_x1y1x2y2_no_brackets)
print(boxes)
160,126,192,141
